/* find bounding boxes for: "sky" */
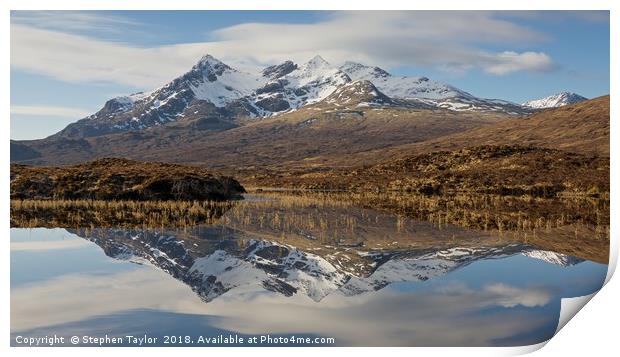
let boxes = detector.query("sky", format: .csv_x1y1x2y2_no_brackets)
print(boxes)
10,10,610,140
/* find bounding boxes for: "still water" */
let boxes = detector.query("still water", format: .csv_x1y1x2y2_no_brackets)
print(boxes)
10,198,608,347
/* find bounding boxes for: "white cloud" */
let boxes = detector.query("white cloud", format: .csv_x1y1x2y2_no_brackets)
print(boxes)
10,11,558,89
10,11,142,34
484,51,555,75
205,281,553,346
11,24,208,88
11,104,93,118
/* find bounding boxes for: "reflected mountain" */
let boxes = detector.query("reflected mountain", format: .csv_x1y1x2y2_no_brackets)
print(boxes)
68,225,584,303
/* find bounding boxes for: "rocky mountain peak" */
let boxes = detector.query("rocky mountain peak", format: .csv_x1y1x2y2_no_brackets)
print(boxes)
324,80,393,107
305,55,330,68
341,61,391,79
71,227,585,303
190,54,233,82
261,60,298,79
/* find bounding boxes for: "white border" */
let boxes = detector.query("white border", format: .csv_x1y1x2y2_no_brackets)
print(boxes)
2,1,617,356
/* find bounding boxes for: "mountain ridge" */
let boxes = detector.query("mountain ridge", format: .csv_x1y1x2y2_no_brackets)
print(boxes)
39,54,573,141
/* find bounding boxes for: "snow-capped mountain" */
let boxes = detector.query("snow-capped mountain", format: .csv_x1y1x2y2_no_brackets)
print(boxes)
70,227,584,303
339,61,529,114
52,54,548,139
56,55,352,138
522,92,588,109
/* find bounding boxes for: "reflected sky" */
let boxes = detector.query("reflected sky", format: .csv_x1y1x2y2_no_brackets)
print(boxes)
11,228,608,347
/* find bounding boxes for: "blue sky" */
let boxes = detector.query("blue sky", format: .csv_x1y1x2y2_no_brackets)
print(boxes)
10,10,610,140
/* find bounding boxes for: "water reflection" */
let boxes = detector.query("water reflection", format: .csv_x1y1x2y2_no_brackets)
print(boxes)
11,224,607,346
62,225,588,302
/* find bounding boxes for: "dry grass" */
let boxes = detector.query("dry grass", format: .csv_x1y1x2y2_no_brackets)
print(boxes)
10,199,236,228
12,190,609,241
332,95,610,165
240,190,610,241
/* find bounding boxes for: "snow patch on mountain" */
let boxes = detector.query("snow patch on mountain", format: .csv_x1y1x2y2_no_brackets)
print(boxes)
251,55,351,114
189,250,270,301
521,249,584,266
189,55,266,106
187,239,349,301
109,92,150,111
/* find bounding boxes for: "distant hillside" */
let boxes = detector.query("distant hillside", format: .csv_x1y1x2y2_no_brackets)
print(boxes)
424,95,609,155
336,95,609,167
10,158,245,201
245,96,610,193
10,104,510,169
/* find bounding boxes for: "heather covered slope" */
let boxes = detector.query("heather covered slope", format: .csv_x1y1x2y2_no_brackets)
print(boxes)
10,158,245,201
426,95,610,155
247,145,609,196
455,95,603,152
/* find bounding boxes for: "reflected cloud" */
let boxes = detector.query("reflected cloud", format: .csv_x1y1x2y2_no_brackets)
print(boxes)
484,283,551,308
11,262,554,346
204,282,554,346
11,239,92,252
11,268,209,332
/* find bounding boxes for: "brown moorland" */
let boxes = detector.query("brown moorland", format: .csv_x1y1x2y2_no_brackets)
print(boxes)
246,144,609,197
328,95,610,167
11,105,510,169
10,158,245,201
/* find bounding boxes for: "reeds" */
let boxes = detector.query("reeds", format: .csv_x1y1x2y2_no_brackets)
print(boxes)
11,199,236,228
10,190,610,242
236,190,610,240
